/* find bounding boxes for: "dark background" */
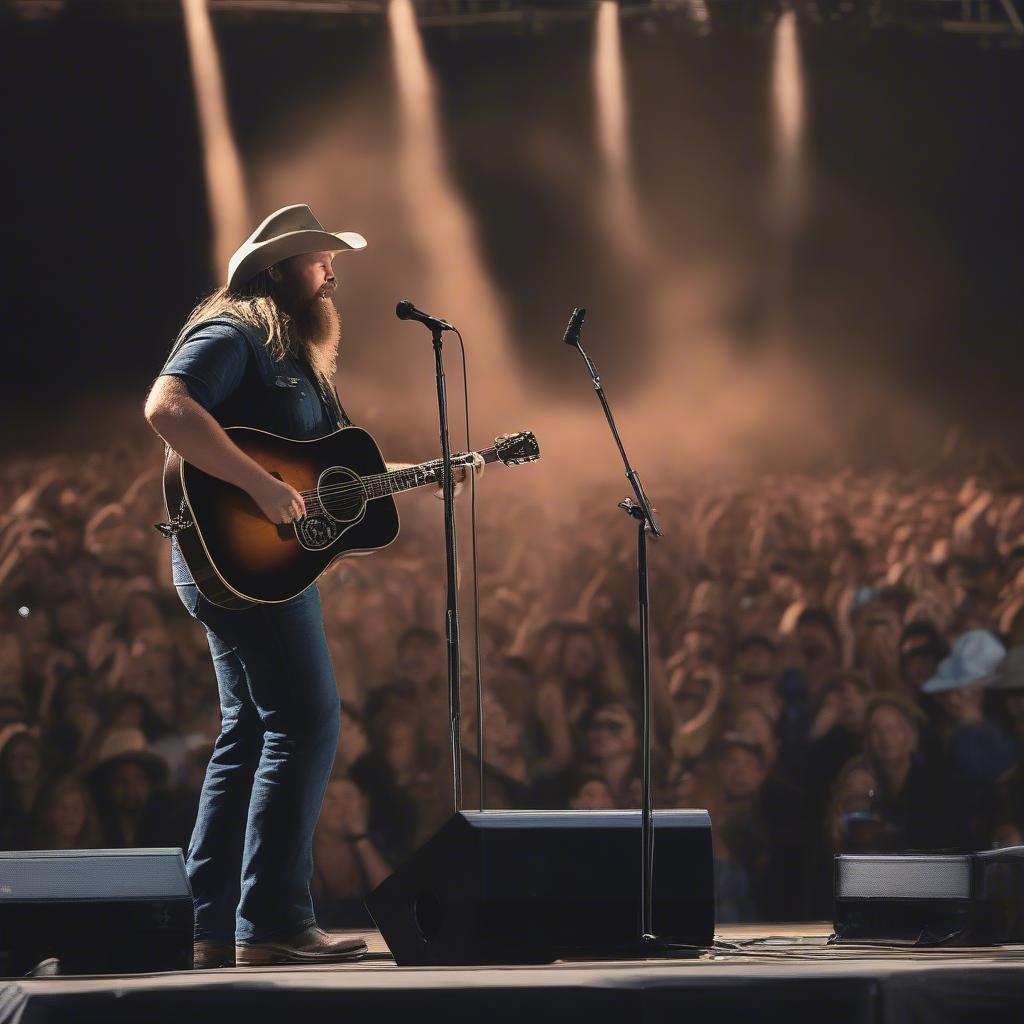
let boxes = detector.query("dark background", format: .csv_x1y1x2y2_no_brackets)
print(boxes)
3,3,1022,461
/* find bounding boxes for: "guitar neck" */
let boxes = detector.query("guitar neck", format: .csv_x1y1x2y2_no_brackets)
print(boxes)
362,447,502,500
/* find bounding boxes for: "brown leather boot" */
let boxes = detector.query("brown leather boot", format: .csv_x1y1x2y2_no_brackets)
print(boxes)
193,939,236,969
236,926,368,966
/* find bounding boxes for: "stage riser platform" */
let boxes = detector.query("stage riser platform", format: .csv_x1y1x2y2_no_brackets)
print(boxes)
4,959,1024,1024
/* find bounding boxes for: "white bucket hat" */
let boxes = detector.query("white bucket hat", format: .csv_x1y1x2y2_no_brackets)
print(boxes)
227,204,366,290
920,629,1005,694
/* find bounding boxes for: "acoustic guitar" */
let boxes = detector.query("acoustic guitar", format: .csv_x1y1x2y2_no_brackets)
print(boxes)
160,425,540,610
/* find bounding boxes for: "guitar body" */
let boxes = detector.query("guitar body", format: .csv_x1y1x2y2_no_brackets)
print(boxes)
164,425,399,610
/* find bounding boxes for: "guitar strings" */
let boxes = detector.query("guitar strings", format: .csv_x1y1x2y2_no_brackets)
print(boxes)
275,441,532,523
295,466,450,503
265,438,532,518
295,470,468,511
292,448,501,504
295,470,463,519
286,472,454,518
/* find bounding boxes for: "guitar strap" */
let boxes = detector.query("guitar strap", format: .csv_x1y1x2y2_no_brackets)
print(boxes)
333,384,354,428
303,356,353,430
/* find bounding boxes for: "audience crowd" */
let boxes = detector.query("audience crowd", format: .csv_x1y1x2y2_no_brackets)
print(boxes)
2,426,1024,925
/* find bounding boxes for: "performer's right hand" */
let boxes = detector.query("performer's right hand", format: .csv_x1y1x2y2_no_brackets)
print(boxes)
249,473,306,524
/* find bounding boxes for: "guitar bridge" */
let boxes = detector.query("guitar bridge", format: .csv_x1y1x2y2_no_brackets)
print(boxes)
154,499,193,539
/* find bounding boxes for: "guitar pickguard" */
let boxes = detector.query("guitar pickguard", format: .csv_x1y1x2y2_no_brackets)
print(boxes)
293,465,369,551
294,514,340,551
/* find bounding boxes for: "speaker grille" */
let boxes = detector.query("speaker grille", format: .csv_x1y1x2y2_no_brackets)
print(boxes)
0,849,189,902
836,854,971,900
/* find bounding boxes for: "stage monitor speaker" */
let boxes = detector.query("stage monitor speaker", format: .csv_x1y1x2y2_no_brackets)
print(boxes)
833,845,1024,946
0,848,193,976
365,809,714,965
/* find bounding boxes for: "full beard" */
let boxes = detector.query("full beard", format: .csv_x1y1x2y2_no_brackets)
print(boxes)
277,281,341,379
293,293,341,379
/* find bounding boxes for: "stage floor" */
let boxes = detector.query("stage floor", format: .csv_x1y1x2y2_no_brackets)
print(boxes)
3,924,1024,1024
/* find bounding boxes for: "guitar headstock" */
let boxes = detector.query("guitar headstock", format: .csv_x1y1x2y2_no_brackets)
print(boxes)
493,431,540,466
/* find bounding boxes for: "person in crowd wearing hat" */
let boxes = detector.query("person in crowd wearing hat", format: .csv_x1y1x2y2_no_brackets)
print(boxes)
143,205,375,968
87,727,175,848
920,630,1016,846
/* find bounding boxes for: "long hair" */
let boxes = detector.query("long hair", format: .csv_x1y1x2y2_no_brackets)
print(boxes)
171,268,343,419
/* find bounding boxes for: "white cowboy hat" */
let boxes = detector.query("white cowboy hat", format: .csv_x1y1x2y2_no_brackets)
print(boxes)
227,204,367,290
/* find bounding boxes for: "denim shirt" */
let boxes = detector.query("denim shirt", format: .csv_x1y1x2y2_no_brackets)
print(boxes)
159,313,351,584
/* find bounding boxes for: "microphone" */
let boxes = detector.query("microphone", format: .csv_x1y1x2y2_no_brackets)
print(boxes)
396,300,454,333
563,306,586,347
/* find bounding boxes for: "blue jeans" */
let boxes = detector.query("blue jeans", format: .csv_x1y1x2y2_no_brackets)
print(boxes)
175,581,340,944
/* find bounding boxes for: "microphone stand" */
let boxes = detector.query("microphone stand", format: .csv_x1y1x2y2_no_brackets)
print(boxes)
398,301,466,812
431,324,463,812
566,312,662,948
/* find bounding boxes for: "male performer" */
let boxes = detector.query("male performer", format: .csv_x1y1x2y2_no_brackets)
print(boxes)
144,205,472,968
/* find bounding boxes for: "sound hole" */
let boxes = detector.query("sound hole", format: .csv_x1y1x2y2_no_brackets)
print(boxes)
316,467,366,523
413,891,442,941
